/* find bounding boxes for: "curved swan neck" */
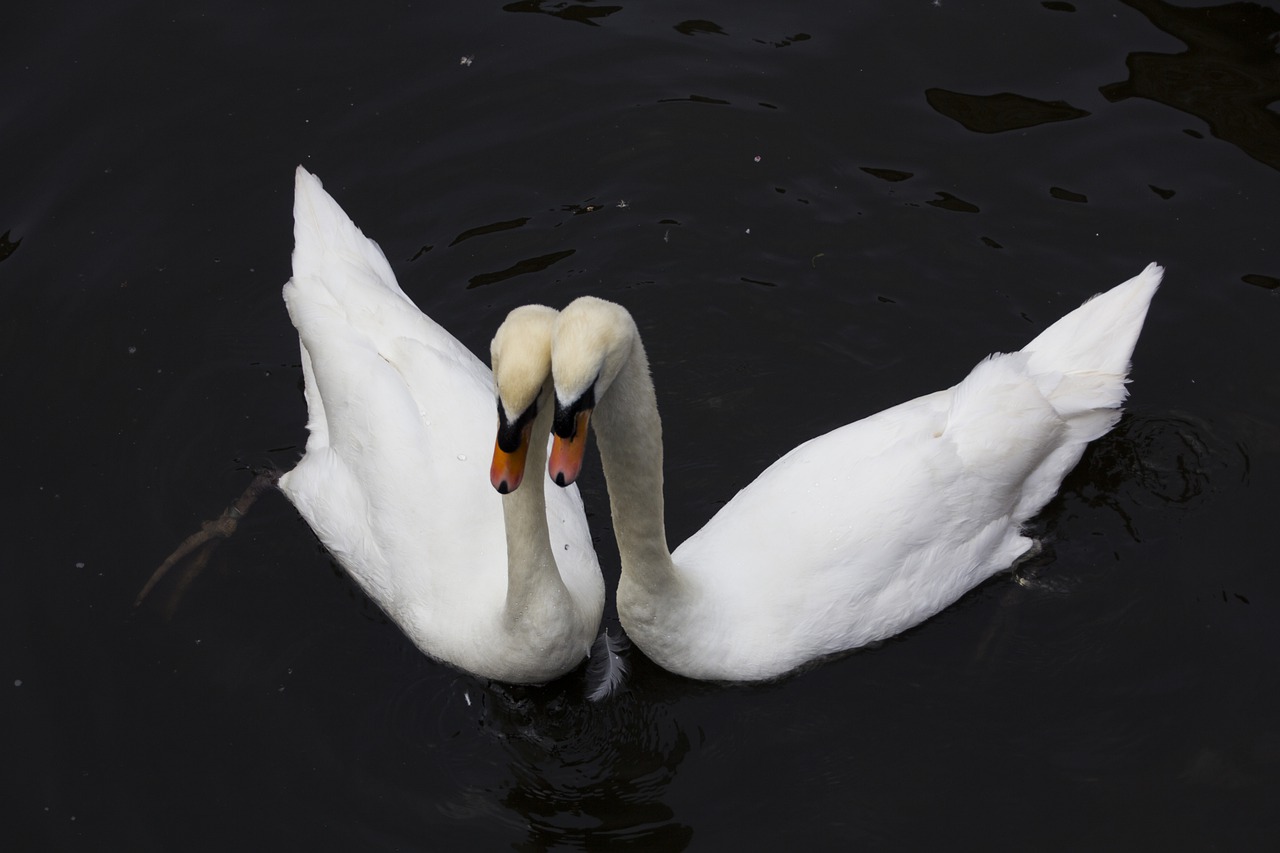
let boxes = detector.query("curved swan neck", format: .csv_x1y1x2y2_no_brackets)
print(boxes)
501,387,569,618
592,335,676,591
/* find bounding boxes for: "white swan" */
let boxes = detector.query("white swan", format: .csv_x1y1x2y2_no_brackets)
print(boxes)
277,167,603,683
531,264,1162,681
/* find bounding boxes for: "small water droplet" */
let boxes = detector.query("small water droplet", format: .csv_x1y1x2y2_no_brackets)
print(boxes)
457,454,467,461
14,679,22,687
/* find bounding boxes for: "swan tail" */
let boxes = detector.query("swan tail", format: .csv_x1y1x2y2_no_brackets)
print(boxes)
1005,263,1161,518
286,167,475,370
944,265,1160,521
1021,262,1163,416
1020,262,1162,445
290,166,407,306
585,628,630,701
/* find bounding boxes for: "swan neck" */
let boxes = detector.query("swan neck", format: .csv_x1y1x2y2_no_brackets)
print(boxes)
501,386,568,617
594,335,676,590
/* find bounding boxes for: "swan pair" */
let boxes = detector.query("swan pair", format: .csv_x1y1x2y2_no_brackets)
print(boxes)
280,166,1162,684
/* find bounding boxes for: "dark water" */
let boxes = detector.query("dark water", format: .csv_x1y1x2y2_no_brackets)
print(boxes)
5,1,1279,848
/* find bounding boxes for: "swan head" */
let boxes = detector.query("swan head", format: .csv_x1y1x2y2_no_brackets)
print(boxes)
489,304,558,494
548,296,639,486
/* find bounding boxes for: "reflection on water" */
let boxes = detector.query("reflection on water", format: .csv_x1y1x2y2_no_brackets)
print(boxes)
966,412,1263,716
1063,411,1248,535
502,0,623,27
366,660,698,849
467,249,578,289
0,229,19,263
1102,0,1280,171
673,19,727,37
921,0,1280,174
925,89,1091,133
989,410,1248,605
925,190,981,213
482,681,695,849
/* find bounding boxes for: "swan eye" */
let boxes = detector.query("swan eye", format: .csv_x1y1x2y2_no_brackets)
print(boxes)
495,399,537,453
553,384,595,439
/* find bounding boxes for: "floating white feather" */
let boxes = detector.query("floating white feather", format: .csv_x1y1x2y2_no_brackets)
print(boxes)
585,628,631,701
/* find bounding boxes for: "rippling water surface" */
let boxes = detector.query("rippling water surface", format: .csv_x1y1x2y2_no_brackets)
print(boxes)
5,1,1279,848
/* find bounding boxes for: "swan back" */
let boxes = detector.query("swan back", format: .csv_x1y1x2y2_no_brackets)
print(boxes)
282,168,500,611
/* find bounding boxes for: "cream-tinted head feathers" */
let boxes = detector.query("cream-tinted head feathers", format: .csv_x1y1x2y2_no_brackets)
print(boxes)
551,296,639,407
491,304,558,421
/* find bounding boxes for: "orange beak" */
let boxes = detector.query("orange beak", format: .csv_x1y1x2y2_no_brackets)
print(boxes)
490,420,533,494
548,409,592,487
